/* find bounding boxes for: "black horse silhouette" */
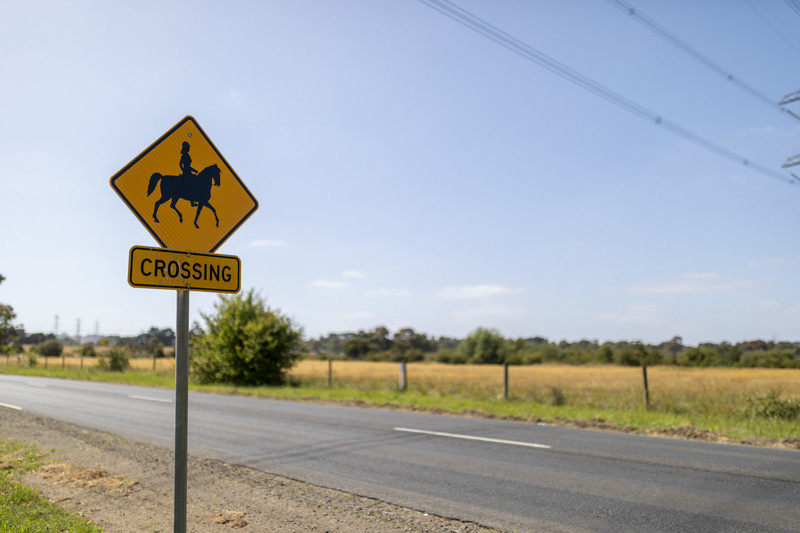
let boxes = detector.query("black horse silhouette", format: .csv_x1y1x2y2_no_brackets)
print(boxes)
147,164,221,228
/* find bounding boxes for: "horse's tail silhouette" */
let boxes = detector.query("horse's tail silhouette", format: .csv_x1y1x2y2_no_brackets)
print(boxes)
147,173,163,196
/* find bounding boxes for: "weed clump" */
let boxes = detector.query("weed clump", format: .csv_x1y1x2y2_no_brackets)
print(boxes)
749,391,800,420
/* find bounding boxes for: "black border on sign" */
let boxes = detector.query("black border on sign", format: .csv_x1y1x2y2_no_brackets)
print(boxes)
110,116,259,253
128,246,241,294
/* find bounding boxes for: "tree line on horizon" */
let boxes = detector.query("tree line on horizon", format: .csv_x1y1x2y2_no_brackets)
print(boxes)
2,270,799,370
303,327,800,369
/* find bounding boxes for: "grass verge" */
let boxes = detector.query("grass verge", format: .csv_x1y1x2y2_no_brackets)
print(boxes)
0,438,103,533
1,362,798,448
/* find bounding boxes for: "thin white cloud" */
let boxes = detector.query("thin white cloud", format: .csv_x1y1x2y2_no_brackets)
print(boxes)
744,124,800,138
623,272,757,295
310,280,348,289
249,239,287,248
748,257,799,268
342,270,365,278
366,288,411,297
453,303,525,320
438,284,523,299
598,303,661,324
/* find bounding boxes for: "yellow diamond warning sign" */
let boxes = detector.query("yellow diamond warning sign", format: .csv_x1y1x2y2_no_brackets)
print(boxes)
110,116,258,253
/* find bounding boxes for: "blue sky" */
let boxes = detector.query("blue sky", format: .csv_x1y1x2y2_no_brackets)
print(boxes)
3,0,800,345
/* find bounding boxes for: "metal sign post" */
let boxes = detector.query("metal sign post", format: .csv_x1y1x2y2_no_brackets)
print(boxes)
110,116,258,533
174,290,190,533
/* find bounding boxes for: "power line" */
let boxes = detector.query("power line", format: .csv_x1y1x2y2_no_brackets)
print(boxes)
785,0,800,19
744,0,800,60
417,0,797,186
607,0,800,120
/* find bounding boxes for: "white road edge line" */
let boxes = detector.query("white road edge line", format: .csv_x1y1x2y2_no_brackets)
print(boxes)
0,402,22,411
25,382,48,388
394,427,551,449
128,395,173,403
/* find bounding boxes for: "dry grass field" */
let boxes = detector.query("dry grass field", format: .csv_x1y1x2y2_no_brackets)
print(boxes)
1,355,797,443
2,351,175,372
4,353,797,417
290,360,800,416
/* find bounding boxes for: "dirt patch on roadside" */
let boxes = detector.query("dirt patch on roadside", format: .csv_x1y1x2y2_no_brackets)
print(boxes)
0,408,493,532
37,463,139,495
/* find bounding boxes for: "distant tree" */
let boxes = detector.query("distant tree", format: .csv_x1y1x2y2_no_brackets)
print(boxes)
80,343,97,358
189,321,204,341
679,344,719,367
739,340,768,353
98,346,130,372
19,332,54,345
614,341,660,366
148,341,165,358
303,332,353,355
0,274,22,355
191,290,303,385
344,335,371,359
458,328,509,364
436,336,461,352
38,339,63,358
596,343,614,364
368,326,393,353
392,328,435,360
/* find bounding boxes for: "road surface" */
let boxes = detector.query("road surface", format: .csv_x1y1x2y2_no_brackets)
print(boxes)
1,374,798,532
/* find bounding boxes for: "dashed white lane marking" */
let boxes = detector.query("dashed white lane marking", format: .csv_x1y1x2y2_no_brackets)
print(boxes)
394,427,551,449
128,395,173,403
25,382,48,388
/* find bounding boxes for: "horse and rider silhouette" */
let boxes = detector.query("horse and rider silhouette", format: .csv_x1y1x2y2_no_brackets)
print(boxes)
146,142,221,229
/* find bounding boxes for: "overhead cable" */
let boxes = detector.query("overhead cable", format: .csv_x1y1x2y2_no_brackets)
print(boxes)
417,0,797,186
607,0,799,120
743,0,800,60
785,0,800,18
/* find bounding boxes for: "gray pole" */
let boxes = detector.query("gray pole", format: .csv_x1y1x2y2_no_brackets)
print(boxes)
503,362,509,399
174,290,190,533
399,361,407,391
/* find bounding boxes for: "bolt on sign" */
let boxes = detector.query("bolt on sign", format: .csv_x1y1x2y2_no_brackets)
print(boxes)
128,246,240,293
110,116,258,253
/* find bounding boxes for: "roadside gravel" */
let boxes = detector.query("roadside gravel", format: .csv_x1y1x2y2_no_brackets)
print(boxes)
0,408,495,533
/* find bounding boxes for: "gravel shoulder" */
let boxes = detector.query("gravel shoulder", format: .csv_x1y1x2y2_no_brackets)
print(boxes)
0,408,493,533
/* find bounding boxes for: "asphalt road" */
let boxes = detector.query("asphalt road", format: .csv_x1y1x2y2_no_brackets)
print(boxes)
1,374,798,532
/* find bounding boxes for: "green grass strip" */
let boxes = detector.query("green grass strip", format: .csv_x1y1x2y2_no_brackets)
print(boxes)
0,439,104,533
2,366,797,446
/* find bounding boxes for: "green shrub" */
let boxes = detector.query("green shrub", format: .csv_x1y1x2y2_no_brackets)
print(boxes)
80,343,96,358
749,391,800,420
38,339,63,358
191,290,303,386
98,346,130,372
459,328,508,364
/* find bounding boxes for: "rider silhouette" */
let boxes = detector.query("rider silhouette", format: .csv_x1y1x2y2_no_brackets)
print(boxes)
180,142,199,206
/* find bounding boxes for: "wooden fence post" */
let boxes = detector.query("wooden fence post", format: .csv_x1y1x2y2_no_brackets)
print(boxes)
503,362,509,399
642,365,650,408
399,361,407,391
328,359,333,387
